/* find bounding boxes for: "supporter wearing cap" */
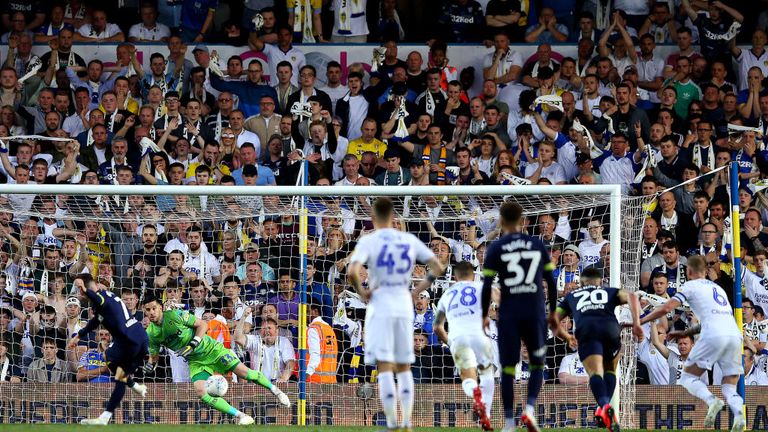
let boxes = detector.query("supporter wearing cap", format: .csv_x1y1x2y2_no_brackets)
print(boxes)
552,243,582,296
236,242,276,283
413,289,438,345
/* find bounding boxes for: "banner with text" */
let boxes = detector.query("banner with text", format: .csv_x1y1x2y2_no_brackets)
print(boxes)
0,383,766,429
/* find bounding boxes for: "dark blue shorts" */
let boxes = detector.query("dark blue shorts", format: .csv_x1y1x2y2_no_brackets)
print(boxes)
497,317,547,367
575,320,621,361
106,339,149,375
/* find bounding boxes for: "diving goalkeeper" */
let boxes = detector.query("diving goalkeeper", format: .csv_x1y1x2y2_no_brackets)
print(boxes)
141,296,290,424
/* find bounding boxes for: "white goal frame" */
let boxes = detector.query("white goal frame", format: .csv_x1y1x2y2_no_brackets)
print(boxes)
0,183,628,426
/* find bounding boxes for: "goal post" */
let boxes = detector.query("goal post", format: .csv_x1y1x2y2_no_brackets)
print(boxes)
0,182,644,427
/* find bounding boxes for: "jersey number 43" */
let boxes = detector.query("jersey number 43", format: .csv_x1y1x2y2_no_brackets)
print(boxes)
377,244,412,274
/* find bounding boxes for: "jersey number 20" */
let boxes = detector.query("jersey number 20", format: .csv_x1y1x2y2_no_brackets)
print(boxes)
377,244,411,274
574,289,608,312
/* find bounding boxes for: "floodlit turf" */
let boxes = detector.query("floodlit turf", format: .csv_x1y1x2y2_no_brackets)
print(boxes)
0,427,715,432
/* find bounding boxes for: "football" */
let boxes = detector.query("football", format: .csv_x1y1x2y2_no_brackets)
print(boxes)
205,375,229,397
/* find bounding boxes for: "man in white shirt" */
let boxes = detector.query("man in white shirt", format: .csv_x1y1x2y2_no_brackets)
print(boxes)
557,352,589,384
320,61,348,112
334,154,362,186
744,250,768,313
128,4,170,42
348,198,444,432
483,32,522,88
249,27,306,87
641,256,746,432
593,132,642,194
637,320,671,385
182,226,221,285
75,9,124,42
731,28,768,91
523,141,566,184
579,217,608,266
229,110,261,152
636,35,665,104
235,309,295,382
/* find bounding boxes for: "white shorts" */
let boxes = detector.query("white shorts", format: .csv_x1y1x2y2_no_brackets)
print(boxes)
686,334,743,377
364,313,414,366
450,334,494,371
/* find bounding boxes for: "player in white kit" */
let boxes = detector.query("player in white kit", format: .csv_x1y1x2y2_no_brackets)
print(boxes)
641,256,745,432
348,198,445,431
434,261,495,431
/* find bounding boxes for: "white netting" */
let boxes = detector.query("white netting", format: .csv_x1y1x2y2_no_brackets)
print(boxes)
0,185,643,427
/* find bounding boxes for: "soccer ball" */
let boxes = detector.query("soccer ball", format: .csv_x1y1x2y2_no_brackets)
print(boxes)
206,375,229,397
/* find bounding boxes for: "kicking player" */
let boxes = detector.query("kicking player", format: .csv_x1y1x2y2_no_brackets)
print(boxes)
641,255,745,432
481,202,557,432
141,296,290,425
550,267,644,432
434,261,495,431
348,197,445,432
67,274,149,425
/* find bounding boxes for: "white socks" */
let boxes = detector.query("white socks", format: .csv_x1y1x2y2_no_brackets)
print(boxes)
462,378,478,398
99,411,113,421
397,370,415,428
480,370,495,417
680,371,716,405
378,371,398,428
721,383,744,417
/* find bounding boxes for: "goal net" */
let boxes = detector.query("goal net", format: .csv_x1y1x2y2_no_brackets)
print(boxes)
0,183,644,427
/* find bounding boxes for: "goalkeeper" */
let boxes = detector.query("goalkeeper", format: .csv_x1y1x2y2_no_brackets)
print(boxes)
141,296,290,425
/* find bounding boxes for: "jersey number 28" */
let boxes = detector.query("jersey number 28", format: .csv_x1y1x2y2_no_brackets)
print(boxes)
376,244,411,274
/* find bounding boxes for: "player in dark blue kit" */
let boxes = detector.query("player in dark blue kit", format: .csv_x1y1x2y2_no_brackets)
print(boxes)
481,202,558,432
550,268,644,432
66,274,149,425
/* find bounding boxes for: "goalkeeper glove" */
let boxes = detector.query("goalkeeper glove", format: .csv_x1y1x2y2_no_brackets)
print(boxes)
176,336,201,359
142,361,156,374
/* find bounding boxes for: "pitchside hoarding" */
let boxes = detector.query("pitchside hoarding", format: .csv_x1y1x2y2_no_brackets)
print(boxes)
0,384,766,428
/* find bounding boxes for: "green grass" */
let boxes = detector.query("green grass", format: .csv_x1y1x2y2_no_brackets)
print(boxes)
0,427,713,432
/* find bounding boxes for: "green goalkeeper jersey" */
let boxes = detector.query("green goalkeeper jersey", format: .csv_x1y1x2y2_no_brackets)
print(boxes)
147,309,218,361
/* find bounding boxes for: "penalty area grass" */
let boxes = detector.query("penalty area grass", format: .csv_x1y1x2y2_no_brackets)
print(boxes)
0,426,712,432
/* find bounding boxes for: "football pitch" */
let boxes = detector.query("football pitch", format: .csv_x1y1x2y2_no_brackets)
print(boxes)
0,426,713,432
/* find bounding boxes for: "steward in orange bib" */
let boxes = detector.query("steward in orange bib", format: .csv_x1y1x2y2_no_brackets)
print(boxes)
306,302,337,383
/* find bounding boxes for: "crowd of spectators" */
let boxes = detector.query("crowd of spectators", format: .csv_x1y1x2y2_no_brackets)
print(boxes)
0,0,767,390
